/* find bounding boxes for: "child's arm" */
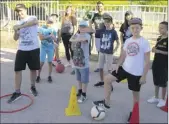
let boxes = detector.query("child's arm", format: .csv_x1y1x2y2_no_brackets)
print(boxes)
116,49,126,67
113,30,120,53
13,17,38,30
38,33,51,41
113,39,120,53
139,51,150,84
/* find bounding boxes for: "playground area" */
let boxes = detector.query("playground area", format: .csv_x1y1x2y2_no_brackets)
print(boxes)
0,48,168,123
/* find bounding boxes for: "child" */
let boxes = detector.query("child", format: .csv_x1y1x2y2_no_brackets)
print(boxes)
50,14,62,65
36,17,58,83
70,20,91,103
147,21,168,107
94,13,120,89
93,18,151,123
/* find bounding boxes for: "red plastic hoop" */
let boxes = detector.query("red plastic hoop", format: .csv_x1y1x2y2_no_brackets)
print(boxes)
0,94,34,113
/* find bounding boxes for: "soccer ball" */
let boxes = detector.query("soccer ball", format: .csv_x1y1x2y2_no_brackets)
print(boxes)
91,106,106,121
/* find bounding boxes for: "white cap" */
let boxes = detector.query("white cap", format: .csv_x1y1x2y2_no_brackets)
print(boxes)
79,20,88,27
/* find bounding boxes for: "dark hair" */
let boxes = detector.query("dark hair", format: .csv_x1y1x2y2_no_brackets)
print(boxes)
50,13,58,18
123,11,133,31
97,1,104,5
160,21,168,30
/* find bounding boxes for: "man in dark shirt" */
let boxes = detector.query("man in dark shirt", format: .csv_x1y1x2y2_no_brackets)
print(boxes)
90,1,106,72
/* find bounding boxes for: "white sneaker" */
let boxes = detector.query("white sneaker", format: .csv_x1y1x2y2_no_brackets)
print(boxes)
157,99,166,108
65,63,71,67
78,95,87,103
147,96,159,103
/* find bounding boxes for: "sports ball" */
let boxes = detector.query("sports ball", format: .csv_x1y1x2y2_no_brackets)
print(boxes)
91,106,106,121
55,64,65,73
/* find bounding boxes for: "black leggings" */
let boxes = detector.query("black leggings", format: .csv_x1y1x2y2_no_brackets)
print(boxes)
61,33,73,61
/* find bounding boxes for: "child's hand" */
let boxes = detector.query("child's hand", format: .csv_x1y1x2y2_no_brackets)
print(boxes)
139,75,146,85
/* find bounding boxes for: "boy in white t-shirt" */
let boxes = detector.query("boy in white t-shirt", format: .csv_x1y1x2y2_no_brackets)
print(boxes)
93,18,151,122
8,4,40,103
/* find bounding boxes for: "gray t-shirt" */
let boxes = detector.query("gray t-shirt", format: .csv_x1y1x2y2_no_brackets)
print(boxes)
72,33,91,69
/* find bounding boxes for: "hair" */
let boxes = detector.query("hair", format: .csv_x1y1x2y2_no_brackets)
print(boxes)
64,6,74,17
160,21,168,30
123,11,133,31
97,1,104,5
50,13,58,18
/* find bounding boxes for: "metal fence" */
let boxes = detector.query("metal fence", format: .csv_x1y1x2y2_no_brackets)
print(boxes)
0,1,168,40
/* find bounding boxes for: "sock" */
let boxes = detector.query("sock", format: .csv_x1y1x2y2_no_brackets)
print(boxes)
78,89,82,94
15,89,20,93
82,92,86,97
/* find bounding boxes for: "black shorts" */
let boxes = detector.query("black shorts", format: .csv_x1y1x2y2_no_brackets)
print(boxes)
111,66,141,92
152,66,168,87
14,48,40,71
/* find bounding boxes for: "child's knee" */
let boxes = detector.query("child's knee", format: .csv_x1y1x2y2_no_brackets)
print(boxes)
104,74,116,84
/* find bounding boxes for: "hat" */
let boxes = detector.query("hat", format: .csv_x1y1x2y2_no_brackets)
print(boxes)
14,4,27,11
47,17,54,24
128,18,142,25
102,13,113,21
79,20,88,27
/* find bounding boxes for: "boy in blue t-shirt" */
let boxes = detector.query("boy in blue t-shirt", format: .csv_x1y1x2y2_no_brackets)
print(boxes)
94,13,120,88
36,17,58,83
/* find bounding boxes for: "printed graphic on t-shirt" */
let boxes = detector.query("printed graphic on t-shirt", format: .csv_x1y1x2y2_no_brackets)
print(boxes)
127,42,139,56
100,33,112,50
73,42,85,67
20,28,33,46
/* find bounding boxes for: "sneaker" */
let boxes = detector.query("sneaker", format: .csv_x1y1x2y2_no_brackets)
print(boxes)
70,70,75,75
127,112,132,123
92,100,110,109
48,76,52,83
7,92,22,104
157,99,166,108
94,81,104,87
94,68,99,72
65,63,71,67
78,95,87,103
77,92,82,98
147,96,159,103
30,86,38,96
36,76,41,83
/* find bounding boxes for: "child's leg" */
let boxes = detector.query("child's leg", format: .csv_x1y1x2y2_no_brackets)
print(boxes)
38,47,46,77
99,53,105,82
75,69,82,96
78,68,89,103
94,52,104,87
162,87,167,100
46,48,54,82
155,86,160,98
132,91,140,107
106,54,113,72
93,67,127,108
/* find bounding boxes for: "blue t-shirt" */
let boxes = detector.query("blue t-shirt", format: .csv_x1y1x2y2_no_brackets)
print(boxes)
99,29,118,54
38,25,57,48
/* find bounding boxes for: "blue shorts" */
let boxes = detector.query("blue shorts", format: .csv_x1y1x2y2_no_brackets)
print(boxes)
76,68,89,84
40,46,54,62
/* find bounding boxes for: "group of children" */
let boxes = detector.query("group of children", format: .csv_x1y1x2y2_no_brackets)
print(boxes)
8,3,168,121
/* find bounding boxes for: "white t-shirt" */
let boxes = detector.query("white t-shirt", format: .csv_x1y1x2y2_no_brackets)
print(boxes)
122,37,151,76
17,16,39,51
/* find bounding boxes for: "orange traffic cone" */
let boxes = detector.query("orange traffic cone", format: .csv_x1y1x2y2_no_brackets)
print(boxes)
129,102,139,124
160,96,168,113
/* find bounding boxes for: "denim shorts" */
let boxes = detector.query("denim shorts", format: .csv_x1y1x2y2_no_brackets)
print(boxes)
75,68,89,84
40,46,54,62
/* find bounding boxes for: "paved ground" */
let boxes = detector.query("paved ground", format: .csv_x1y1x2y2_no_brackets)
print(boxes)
0,48,167,123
